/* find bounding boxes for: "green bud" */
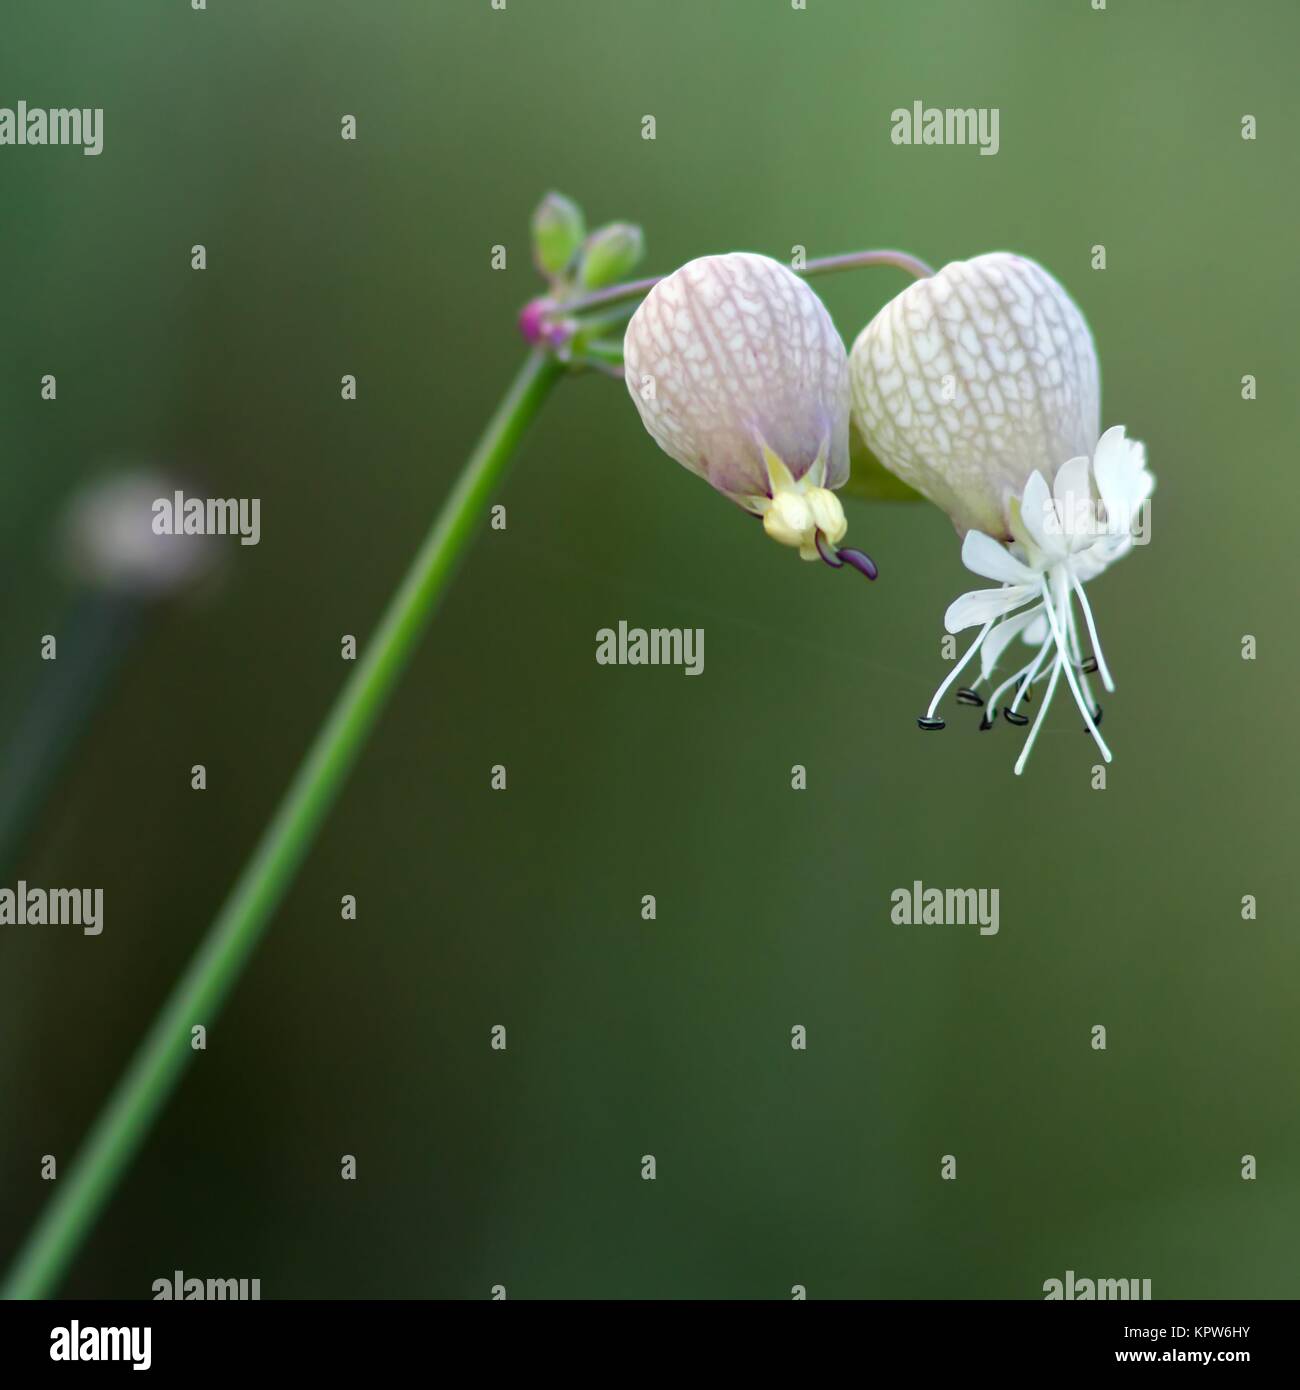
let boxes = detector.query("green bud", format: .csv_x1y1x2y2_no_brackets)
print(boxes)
531,192,586,278
577,222,645,290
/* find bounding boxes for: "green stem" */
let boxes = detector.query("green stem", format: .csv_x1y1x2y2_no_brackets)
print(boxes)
2,349,563,1300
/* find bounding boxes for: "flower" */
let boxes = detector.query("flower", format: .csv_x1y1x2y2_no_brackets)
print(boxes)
624,252,876,577
61,468,220,598
848,252,1154,773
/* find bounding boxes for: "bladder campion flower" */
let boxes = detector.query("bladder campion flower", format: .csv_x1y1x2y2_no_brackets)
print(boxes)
624,252,877,577
849,252,1154,773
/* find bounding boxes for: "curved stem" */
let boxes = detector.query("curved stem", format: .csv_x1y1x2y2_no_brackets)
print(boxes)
798,248,936,284
1,349,563,1300
569,340,626,376
560,247,934,318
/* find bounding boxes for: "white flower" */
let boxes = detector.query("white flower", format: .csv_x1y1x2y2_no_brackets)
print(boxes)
848,253,1155,773
61,469,219,597
625,252,876,576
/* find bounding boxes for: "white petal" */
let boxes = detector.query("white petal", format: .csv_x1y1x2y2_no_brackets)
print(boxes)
1092,425,1152,532
961,529,1041,586
849,252,1100,537
624,253,850,501
1022,612,1049,645
1017,470,1069,563
1052,453,1092,505
944,584,1039,633
979,605,1042,680
1051,454,1098,549
1073,534,1128,580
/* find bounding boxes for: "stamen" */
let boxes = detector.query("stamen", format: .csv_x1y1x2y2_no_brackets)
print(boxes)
1064,598,1099,717
978,713,995,731
1003,708,1029,726
838,548,879,580
923,620,995,721
1014,655,1065,777
1081,656,1099,675
1008,633,1056,717
814,530,878,580
917,716,946,731
986,643,1050,720
1042,577,1111,762
955,688,984,707
1070,573,1115,693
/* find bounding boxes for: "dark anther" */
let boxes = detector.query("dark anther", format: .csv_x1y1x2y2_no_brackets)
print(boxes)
1084,704,1103,730
1081,656,1099,674
917,716,946,731
978,713,995,732
1004,707,1030,727
838,547,879,580
814,530,878,580
1017,679,1033,704
955,688,984,707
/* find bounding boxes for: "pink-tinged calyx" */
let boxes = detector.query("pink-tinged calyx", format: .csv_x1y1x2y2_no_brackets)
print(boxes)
849,252,1100,539
624,253,873,572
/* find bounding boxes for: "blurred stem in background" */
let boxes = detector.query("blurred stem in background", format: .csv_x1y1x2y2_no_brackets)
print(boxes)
1,467,219,877
2,349,562,1298
0,593,141,877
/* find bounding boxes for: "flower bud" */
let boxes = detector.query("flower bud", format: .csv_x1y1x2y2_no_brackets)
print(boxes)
577,221,646,290
849,252,1100,539
517,296,555,344
530,192,586,279
624,253,868,569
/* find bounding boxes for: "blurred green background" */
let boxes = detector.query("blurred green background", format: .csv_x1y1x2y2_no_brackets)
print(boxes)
2,0,1296,1299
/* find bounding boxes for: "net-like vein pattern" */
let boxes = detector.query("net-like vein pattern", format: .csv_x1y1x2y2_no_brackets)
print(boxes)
625,252,850,504
850,253,1100,537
